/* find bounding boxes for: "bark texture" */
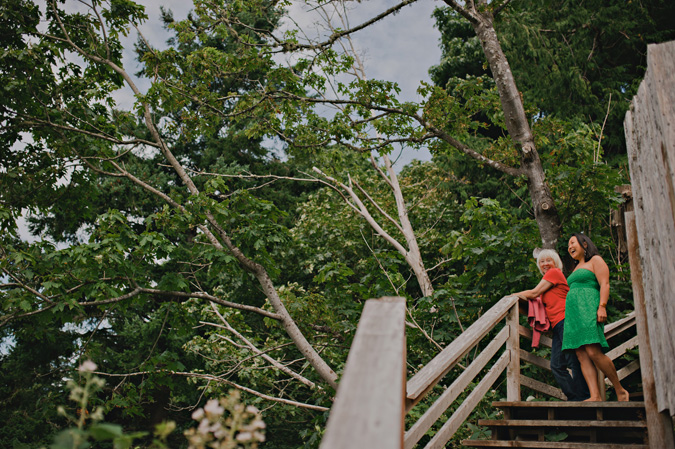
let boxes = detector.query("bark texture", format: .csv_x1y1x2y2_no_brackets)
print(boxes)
444,1,562,248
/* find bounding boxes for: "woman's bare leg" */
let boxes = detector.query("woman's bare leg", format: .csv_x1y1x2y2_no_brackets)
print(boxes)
575,347,602,401
585,344,630,401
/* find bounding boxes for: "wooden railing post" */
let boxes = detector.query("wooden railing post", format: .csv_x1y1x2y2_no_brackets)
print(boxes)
626,212,675,448
320,296,406,449
506,300,520,401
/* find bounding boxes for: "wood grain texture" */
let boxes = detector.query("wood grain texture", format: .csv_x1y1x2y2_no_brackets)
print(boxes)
506,305,521,401
519,375,565,401
406,295,518,405
320,297,406,449
491,401,646,409
604,312,636,340
404,327,509,449
424,352,510,448
461,441,647,448
518,325,552,348
625,211,675,448
625,40,675,417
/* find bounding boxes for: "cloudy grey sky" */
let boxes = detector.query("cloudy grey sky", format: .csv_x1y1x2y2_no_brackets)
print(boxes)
120,0,443,166
17,1,442,241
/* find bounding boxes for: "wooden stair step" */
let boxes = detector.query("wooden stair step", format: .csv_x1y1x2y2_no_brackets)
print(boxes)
492,401,646,409
490,401,647,422
461,440,647,448
478,419,647,428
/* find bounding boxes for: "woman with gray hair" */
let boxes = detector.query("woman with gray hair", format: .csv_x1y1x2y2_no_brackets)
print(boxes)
514,249,590,401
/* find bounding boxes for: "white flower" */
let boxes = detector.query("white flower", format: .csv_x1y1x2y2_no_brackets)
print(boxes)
251,419,266,430
204,399,224,416
191,408,205,421
197,418,211,435
236,432,252,442
78,360,97,373
245,405,259,414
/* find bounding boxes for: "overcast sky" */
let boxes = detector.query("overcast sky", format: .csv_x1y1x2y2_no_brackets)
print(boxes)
18,0,443,241
119,0,443,167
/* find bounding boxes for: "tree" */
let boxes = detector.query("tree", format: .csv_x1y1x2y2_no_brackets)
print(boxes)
1,0,343,433
0,0,656,446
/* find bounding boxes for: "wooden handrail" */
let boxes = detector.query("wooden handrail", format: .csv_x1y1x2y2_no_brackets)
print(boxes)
406,295,519,409
403,295,520,448
320,296,407,449
404,326,510,448
321,293,641,448
605,311,636,339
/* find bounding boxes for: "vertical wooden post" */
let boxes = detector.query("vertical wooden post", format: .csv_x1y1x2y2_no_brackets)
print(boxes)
320,297,407,449
626,212,675,448
506,303,520,401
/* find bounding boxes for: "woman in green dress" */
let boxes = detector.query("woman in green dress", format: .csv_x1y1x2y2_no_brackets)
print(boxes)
562,233,629,401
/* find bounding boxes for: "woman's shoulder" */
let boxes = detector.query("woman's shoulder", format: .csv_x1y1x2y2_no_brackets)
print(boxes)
589,254,608,268
544,267,567,282
547,267,564,276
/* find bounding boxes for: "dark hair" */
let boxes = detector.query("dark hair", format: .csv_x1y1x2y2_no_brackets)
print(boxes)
571,233,600,262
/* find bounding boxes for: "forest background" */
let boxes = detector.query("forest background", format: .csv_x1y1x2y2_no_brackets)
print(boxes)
1,0,674,448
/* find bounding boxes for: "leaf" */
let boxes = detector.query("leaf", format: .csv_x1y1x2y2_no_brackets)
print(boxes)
88,423,124,440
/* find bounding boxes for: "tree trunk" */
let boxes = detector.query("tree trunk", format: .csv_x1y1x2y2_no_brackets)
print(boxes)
470,11,562,249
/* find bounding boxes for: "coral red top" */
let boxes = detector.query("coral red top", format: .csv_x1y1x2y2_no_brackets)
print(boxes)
541,268,568,327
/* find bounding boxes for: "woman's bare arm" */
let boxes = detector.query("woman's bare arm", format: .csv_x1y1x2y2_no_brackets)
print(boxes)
514,278,554,299
591,255,610,323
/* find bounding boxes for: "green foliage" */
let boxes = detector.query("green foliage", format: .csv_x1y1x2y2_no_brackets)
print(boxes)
433,0,675,161
0,0,655,447
441,197,537,299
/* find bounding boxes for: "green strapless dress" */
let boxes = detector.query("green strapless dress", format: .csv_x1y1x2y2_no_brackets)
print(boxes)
562,268,609,350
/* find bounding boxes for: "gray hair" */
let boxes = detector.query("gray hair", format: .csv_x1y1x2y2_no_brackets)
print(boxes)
536,249,563,275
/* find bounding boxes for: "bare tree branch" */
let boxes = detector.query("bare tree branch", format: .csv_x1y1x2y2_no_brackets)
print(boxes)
276,0,420,52
205,303,320,390
93,370,330,412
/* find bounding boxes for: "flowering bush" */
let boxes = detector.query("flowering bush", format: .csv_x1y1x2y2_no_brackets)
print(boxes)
48,361,265,449
185,391,266,449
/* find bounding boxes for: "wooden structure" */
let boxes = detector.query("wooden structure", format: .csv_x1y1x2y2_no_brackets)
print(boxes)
321,295,642,449
465,402,649,448
624,39,675,446
320,39,675,449
319,296,407,449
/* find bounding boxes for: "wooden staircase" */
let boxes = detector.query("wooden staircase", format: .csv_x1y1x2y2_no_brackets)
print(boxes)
462,401,648,448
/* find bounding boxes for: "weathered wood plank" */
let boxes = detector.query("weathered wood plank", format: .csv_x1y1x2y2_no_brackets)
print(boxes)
506,305,521,401
478,419,647,428
404,327,509,449
605,359,640,385
520,375,566,401
406,295,517,405
492,401,646,409
320,297,406,449
461,441,647,448
519,349,551,371
625,39,675,417
423,351,510,449
604,312,636,340
519,325,552,348
626,211,675,448
605,335,639,361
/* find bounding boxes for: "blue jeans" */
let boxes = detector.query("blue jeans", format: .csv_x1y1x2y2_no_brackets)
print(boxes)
551,320,590,401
